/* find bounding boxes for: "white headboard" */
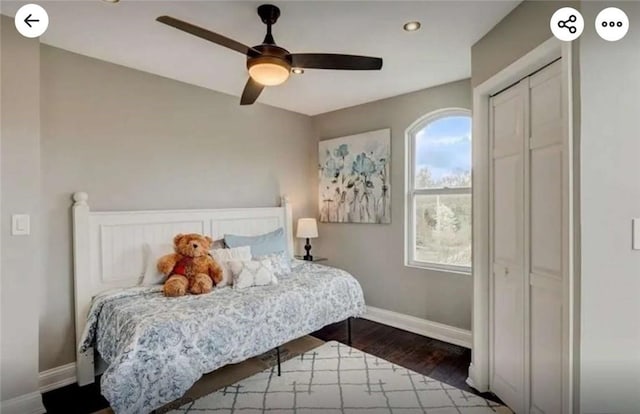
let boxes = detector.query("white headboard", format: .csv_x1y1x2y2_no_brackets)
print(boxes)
71,191,294,385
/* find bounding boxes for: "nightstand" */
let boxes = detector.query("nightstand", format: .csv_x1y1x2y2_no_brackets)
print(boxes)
295,255,328,262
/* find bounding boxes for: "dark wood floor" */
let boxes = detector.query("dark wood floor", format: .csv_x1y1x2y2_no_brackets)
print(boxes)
42,319,499,413
42,378,108,414
312,318,501,403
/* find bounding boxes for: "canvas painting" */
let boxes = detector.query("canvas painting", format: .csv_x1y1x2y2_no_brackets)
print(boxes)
319,129,391,224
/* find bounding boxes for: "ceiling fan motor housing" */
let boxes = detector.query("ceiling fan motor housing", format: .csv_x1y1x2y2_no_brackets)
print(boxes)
248,44,292,69
257,4,281,25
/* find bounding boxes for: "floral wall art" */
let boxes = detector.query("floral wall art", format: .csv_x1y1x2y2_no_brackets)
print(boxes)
318,129,391,224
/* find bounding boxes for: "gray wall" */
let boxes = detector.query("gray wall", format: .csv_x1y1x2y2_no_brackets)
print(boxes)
578,2,640,412
312,80,473,330
39,46,316,370
471,1,577,87
0,15,42,401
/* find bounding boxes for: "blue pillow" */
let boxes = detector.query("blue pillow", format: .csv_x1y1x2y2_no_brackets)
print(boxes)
224,228,287,257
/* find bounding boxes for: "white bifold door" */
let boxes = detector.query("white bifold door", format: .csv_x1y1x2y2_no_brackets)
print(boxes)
489,59,569,414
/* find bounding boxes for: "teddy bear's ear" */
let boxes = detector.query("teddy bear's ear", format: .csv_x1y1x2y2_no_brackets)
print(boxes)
205,236,213,245
173,234,185,245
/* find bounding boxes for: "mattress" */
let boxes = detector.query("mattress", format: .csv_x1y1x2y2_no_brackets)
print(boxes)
78,260,365,414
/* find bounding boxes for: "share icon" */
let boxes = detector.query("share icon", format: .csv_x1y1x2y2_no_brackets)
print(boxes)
558,15,577,33
550,7,584,41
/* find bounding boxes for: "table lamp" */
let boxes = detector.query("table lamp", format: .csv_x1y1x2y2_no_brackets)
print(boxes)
296,218,318,261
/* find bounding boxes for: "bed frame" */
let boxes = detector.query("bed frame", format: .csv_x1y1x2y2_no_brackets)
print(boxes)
71,192,294,386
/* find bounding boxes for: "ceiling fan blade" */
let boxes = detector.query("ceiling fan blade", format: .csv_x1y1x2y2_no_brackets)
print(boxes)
240,77,265,105
157,16,261,57
290,53,383,70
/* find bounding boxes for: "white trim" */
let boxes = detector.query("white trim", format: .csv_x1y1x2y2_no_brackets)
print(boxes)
404,261,471,276
404,108,473,274
470,36,575,414
39,363,77,393
0,392,45,414
363,305,472,349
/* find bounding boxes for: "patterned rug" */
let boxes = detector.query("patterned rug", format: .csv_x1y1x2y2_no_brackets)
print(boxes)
168,341,512,414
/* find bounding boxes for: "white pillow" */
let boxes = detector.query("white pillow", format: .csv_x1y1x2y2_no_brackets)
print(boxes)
254,251,292,277
229,259,278,289
141,242,174,286
210,246,252,287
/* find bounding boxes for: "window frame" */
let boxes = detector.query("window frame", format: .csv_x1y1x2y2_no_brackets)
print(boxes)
404,108,472,275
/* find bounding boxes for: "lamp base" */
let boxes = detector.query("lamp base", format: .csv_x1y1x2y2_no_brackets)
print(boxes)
303,238,313,261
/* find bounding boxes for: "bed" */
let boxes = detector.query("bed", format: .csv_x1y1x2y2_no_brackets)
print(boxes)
71,192,365,413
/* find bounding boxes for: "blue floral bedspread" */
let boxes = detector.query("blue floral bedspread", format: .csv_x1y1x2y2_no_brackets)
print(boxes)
79,261,365,414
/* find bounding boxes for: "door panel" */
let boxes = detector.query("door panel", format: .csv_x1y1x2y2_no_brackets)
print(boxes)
490,81,525,413
530,284,563,414
494,155,522,264
530,146,562,277
528,60,564,414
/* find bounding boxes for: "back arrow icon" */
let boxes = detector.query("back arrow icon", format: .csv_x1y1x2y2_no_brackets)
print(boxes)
24,14,39,28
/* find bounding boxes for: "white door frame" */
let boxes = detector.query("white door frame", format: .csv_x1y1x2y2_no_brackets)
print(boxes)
467,36,576,413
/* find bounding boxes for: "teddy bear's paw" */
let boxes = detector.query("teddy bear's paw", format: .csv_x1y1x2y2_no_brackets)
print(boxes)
190,274,213,295
158,262,174,276
189,283,211,295
164,285,186,297
164,278,188,297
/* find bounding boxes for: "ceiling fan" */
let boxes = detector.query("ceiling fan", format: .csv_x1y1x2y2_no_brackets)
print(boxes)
156,4,383,105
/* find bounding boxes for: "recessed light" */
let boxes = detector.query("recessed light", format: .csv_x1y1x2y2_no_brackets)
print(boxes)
102,0,120,3
291,68,304,75
403,21,421,32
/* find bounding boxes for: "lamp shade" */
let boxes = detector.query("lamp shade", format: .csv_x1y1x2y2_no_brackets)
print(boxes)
296,218,318,239
248,57,291,86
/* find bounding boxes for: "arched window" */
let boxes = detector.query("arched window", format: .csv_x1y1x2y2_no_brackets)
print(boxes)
405,108,472,273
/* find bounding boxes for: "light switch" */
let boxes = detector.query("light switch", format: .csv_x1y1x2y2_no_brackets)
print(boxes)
11,214,30,236
634,218,640,250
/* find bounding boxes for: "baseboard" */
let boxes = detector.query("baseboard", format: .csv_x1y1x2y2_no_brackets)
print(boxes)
0,391,45,414
362,305,472,349
39,362,76,393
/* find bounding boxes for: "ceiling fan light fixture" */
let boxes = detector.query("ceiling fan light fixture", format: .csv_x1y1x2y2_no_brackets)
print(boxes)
248,57,291,86
403,21,421,32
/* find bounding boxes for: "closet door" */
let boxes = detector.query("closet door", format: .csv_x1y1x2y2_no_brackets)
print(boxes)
527,60,565,414
489,80,526,414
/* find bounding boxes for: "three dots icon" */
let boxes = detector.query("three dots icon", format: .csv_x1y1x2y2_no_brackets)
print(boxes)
595,7,629,41
601,20,623,29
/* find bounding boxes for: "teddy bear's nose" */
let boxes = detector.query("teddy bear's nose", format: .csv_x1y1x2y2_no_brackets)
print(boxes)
192,244,198,248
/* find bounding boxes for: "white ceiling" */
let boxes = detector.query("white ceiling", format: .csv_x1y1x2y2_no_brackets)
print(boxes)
1,1,519,115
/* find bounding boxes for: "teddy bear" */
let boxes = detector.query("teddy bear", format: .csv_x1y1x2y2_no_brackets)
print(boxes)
157,233,223,297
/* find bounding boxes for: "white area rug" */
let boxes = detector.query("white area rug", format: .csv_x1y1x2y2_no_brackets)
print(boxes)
169,341,512,413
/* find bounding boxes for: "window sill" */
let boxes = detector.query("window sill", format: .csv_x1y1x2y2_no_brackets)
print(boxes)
405,261,472,276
